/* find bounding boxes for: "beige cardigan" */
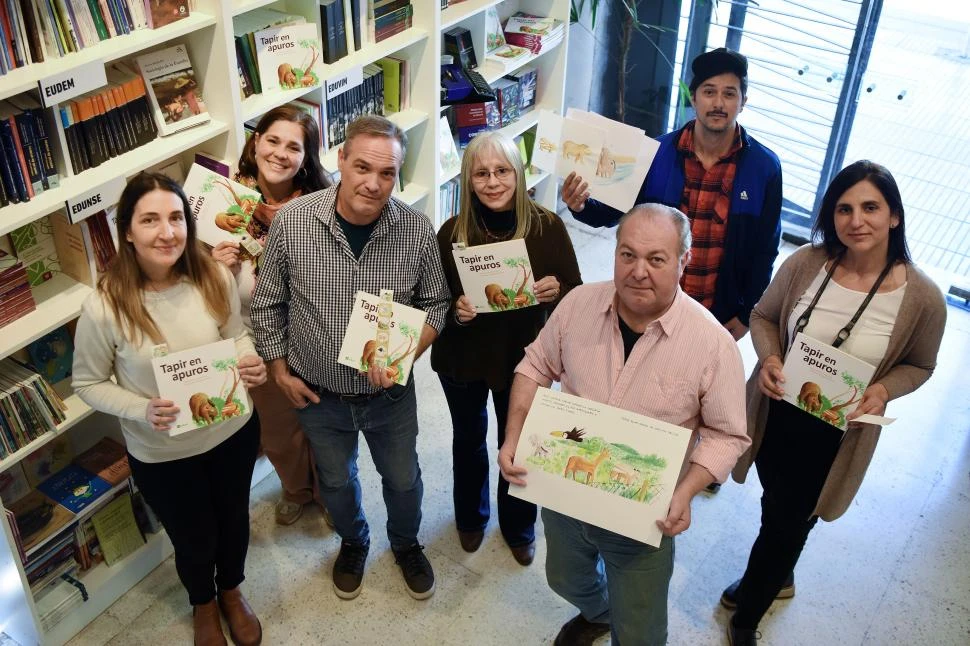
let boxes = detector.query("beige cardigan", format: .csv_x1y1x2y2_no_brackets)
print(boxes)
731,245,947,520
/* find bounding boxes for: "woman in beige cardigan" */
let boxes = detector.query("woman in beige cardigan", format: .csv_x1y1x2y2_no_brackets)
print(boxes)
721,161,946,646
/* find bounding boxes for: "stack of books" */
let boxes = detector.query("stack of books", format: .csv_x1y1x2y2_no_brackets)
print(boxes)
0,358,67,458
503,12,565,54
0,249,36,329
439,177,461,221
370,0,413,44
0,99,59,207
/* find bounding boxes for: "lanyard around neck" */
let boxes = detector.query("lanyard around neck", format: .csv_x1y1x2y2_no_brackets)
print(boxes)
794,255,895,348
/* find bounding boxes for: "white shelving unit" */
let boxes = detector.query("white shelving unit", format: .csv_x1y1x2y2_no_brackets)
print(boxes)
436,0,569,222
0,1,568,643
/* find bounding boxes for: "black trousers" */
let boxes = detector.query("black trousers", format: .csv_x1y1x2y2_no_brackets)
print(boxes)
732,399,843,629
128,414,260,606
438,374,537,547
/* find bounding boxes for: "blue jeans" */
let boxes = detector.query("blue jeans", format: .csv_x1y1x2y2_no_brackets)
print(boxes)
296,381,423,550
438,374,536,547
542,508,674,646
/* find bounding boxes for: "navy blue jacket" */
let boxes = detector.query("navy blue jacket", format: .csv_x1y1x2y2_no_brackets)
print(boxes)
573,123,782,326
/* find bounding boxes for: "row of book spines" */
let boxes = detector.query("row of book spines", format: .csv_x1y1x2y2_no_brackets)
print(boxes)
0,105,59,208
319,0,412,66
36,0,147,59
439,176,460,221
0,374,65,459
325,63,384,148
370,3,413,44
59,79,158,175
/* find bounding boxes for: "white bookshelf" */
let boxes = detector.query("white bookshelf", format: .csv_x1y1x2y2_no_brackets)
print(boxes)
436,0,569,222
0,1,568,643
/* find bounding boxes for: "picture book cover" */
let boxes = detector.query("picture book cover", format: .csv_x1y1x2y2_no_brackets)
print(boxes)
510,388,692,547
22,435,74,488
27,325,74,384
484,6,505,52
337,290,428,386
74,437,130,486
10,216,60,286
183,163,262,248
136,43,210,137
438,116,459,176
0,462,31,505
151,338,250,437
452,238,537,313
91,493,145,566
36,464,112,514
143,0,190,29
8,489,74,552
782,333,877,431
255,23,322,93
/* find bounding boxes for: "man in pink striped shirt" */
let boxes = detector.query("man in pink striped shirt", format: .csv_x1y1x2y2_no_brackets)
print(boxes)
499,204,750,646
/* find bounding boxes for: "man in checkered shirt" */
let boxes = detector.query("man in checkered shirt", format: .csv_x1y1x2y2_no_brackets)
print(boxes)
251,115,450,602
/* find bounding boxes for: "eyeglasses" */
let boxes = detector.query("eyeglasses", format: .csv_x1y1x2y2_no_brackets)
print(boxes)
471,167,514,183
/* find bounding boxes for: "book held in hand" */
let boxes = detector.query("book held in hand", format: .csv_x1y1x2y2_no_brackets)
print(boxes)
452,238,537,313
183,163,263,249
337,291,428,385
781,333,877,431
151,339,250,436
135,44,210,136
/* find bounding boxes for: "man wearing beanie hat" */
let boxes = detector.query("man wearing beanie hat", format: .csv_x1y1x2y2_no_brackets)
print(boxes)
563,47,782,345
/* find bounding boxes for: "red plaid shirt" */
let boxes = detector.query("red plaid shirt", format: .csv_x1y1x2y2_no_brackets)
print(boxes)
677,123,743,310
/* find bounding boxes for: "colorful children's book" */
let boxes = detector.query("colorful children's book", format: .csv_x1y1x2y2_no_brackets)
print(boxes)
143,0,190,29
452,238,537,313
10,216,60,286
781,333,877,431
22,435,74,488
8,489,74,551
0,462,31,505
151,339,250,437
36,464,112,514
337,290,428,386
254,23,322,93
27,326,74,384
73,437,130,486
135,43,210,136
182,163,262,249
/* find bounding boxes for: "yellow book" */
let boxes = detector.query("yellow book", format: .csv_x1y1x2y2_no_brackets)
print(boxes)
377,57,401,114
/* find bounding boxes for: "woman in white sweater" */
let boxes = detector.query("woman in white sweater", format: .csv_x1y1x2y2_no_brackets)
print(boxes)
73,172,267,646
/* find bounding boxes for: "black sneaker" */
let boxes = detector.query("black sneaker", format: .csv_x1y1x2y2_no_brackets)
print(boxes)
392,544,435,600
727,617,760,646
332,540,369,600
720,573,795,610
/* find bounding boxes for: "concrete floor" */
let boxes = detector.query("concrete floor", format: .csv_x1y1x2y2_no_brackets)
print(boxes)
67,215,970,645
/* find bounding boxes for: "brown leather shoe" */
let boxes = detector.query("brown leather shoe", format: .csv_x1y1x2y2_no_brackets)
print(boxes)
458,529,484,552
509,540,536,566
193,600,227,646
217,588,262,646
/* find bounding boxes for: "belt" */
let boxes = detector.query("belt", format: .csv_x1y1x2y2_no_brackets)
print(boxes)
314,386,383,403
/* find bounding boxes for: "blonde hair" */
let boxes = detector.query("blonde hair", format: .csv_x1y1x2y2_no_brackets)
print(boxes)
99,172,231,345
451,131,549,246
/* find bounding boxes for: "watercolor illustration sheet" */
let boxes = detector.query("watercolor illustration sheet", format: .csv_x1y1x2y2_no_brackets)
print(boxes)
533,109,659,213
510,388,692,547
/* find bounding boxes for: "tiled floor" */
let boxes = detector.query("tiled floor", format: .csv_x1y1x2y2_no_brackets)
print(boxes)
67,215,970,645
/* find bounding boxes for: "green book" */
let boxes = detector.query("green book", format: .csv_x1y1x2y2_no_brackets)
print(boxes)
84,0,110,40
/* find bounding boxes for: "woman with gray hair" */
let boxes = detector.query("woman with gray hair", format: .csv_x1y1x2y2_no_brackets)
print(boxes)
431,132,582,565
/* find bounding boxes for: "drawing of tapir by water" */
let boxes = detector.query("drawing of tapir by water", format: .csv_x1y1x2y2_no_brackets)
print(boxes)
595,146,616,178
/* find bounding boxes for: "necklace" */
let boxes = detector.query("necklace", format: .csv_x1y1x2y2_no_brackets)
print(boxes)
477,211,513,242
